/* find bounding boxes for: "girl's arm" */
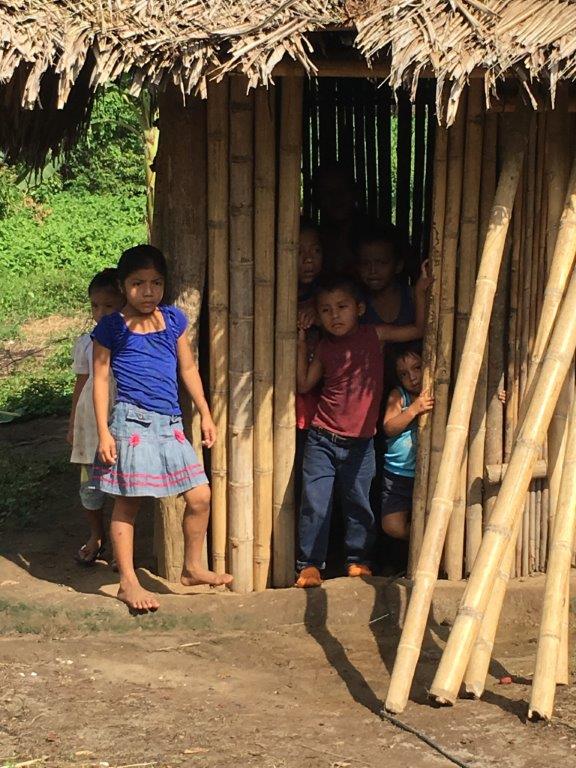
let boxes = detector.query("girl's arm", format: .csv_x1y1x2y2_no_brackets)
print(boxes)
383,388,434,437
67,374,89,445
92,341,117,464
297,328,323,393
177,334,216,448
375,261,431,344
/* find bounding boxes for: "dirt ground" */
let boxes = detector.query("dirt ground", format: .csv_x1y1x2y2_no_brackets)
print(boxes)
1,418,576,768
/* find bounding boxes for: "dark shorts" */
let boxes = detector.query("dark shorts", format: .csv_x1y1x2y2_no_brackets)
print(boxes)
381,469,414,517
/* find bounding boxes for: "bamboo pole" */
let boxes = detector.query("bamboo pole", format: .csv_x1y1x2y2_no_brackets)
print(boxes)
385,113,528,715
528,398,576,720
462,85,488,574
482,114,506,531
485,459,547,484
273,78,303,587
408,126,448,576
396,92,412,234
228,80,255,594
207,79,230,575
445,457,466,580
253,88,276,591
430,261,576,706
427,97,467,509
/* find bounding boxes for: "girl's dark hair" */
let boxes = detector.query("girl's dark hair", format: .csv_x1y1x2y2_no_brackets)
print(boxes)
354,220,405,262
315,274,364,304
88,268,120,296
117,244,167,283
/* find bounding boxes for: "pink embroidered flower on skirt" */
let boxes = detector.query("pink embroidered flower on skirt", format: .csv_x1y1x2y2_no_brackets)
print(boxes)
129,433,141,447
174,429,186,443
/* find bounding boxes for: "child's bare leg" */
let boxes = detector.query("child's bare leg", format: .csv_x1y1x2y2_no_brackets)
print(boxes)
81,508,105,554
181,484,233,587
381,511,410,541
111,497,159,611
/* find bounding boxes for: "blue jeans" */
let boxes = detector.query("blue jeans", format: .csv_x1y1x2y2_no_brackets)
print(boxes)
297,427,376,570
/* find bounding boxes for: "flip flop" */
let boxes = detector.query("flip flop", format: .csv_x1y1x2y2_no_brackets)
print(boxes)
75,542,105,567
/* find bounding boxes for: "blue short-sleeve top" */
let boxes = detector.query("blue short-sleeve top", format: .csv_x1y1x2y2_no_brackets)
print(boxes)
92,304,187,416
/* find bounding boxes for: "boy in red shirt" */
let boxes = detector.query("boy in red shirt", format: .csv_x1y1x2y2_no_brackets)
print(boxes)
296,269,429,588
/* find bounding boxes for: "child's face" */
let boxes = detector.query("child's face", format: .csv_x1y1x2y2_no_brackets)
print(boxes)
358,240,401,293
316,288,364,337
298,229,323,284
122,267,165,314
396,353,423,395
90,288,123,324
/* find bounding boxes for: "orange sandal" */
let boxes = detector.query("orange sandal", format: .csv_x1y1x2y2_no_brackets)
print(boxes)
347,563,372,578
295,566,322,588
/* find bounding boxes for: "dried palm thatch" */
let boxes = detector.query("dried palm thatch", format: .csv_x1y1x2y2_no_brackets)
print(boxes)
2,1,576,165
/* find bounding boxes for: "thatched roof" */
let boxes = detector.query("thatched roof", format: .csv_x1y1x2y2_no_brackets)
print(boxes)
2,1,576,166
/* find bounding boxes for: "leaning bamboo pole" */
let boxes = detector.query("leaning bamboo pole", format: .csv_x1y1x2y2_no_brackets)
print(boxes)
430,261,576,706
228,81,255,594
253,88,276,591
464,142,576,697
273,78,303,587
207,79,230,575
529,398,576,720
427,97,467,510
385,114,528,715
408,126,448,576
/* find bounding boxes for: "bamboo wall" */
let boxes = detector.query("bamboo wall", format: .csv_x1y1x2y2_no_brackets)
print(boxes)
153,76,576,590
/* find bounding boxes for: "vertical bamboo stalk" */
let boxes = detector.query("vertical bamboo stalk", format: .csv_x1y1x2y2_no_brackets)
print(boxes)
377,84,392,221
228,80,254,594
483,114,505,531
365,87,378,218
456,81,485,575
427,97,467,507
354,82,367,211
430,261,576,706
528,397,576,720
207,80,230,575
445,457,466,580
411,93,426,256
408,126,448,576
273,78,303,587
386,114,528,715
253,88,276,591
396,92,412,233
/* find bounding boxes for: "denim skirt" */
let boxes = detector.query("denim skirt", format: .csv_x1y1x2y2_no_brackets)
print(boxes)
91,402,208,498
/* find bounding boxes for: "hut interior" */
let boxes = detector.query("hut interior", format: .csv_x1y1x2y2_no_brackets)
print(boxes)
2,0,576,717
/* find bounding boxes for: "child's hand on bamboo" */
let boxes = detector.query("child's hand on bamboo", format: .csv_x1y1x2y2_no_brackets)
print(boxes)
498,388,507,405
413,388,434,415
298,305,317,330
415,259,433,294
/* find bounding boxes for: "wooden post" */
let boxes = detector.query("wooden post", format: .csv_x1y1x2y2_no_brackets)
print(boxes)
228,80,254,594
273,78,303,587
408,125,448,575
385,114,527,715
207,79,230,575
430,261,576,706
529,398,576,720
154,89,208,582
253,88,276,591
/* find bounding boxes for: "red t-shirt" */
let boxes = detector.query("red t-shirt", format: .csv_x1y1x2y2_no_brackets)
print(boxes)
312,325,383,438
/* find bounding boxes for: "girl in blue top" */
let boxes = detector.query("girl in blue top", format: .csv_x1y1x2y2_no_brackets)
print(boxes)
381,343,434,541
92,245,232,611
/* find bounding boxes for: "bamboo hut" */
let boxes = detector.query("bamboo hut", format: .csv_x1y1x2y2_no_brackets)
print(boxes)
2,0,576,709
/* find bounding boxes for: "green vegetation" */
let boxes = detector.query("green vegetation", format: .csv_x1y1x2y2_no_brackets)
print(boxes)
0,84,147,420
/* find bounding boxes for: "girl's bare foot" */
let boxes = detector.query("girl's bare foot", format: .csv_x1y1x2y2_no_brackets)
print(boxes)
181,567,233,588
117,580,160,611
295,566,322,588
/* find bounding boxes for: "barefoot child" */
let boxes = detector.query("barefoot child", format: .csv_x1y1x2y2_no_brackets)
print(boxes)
381,343,434,541
91,245,232,611
295,268,430,588
68,268,123,565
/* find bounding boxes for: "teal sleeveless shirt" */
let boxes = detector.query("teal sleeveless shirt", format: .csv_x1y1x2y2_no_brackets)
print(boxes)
384,386,417,477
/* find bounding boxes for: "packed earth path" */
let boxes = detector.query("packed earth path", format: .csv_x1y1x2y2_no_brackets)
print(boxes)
1,418,576,768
